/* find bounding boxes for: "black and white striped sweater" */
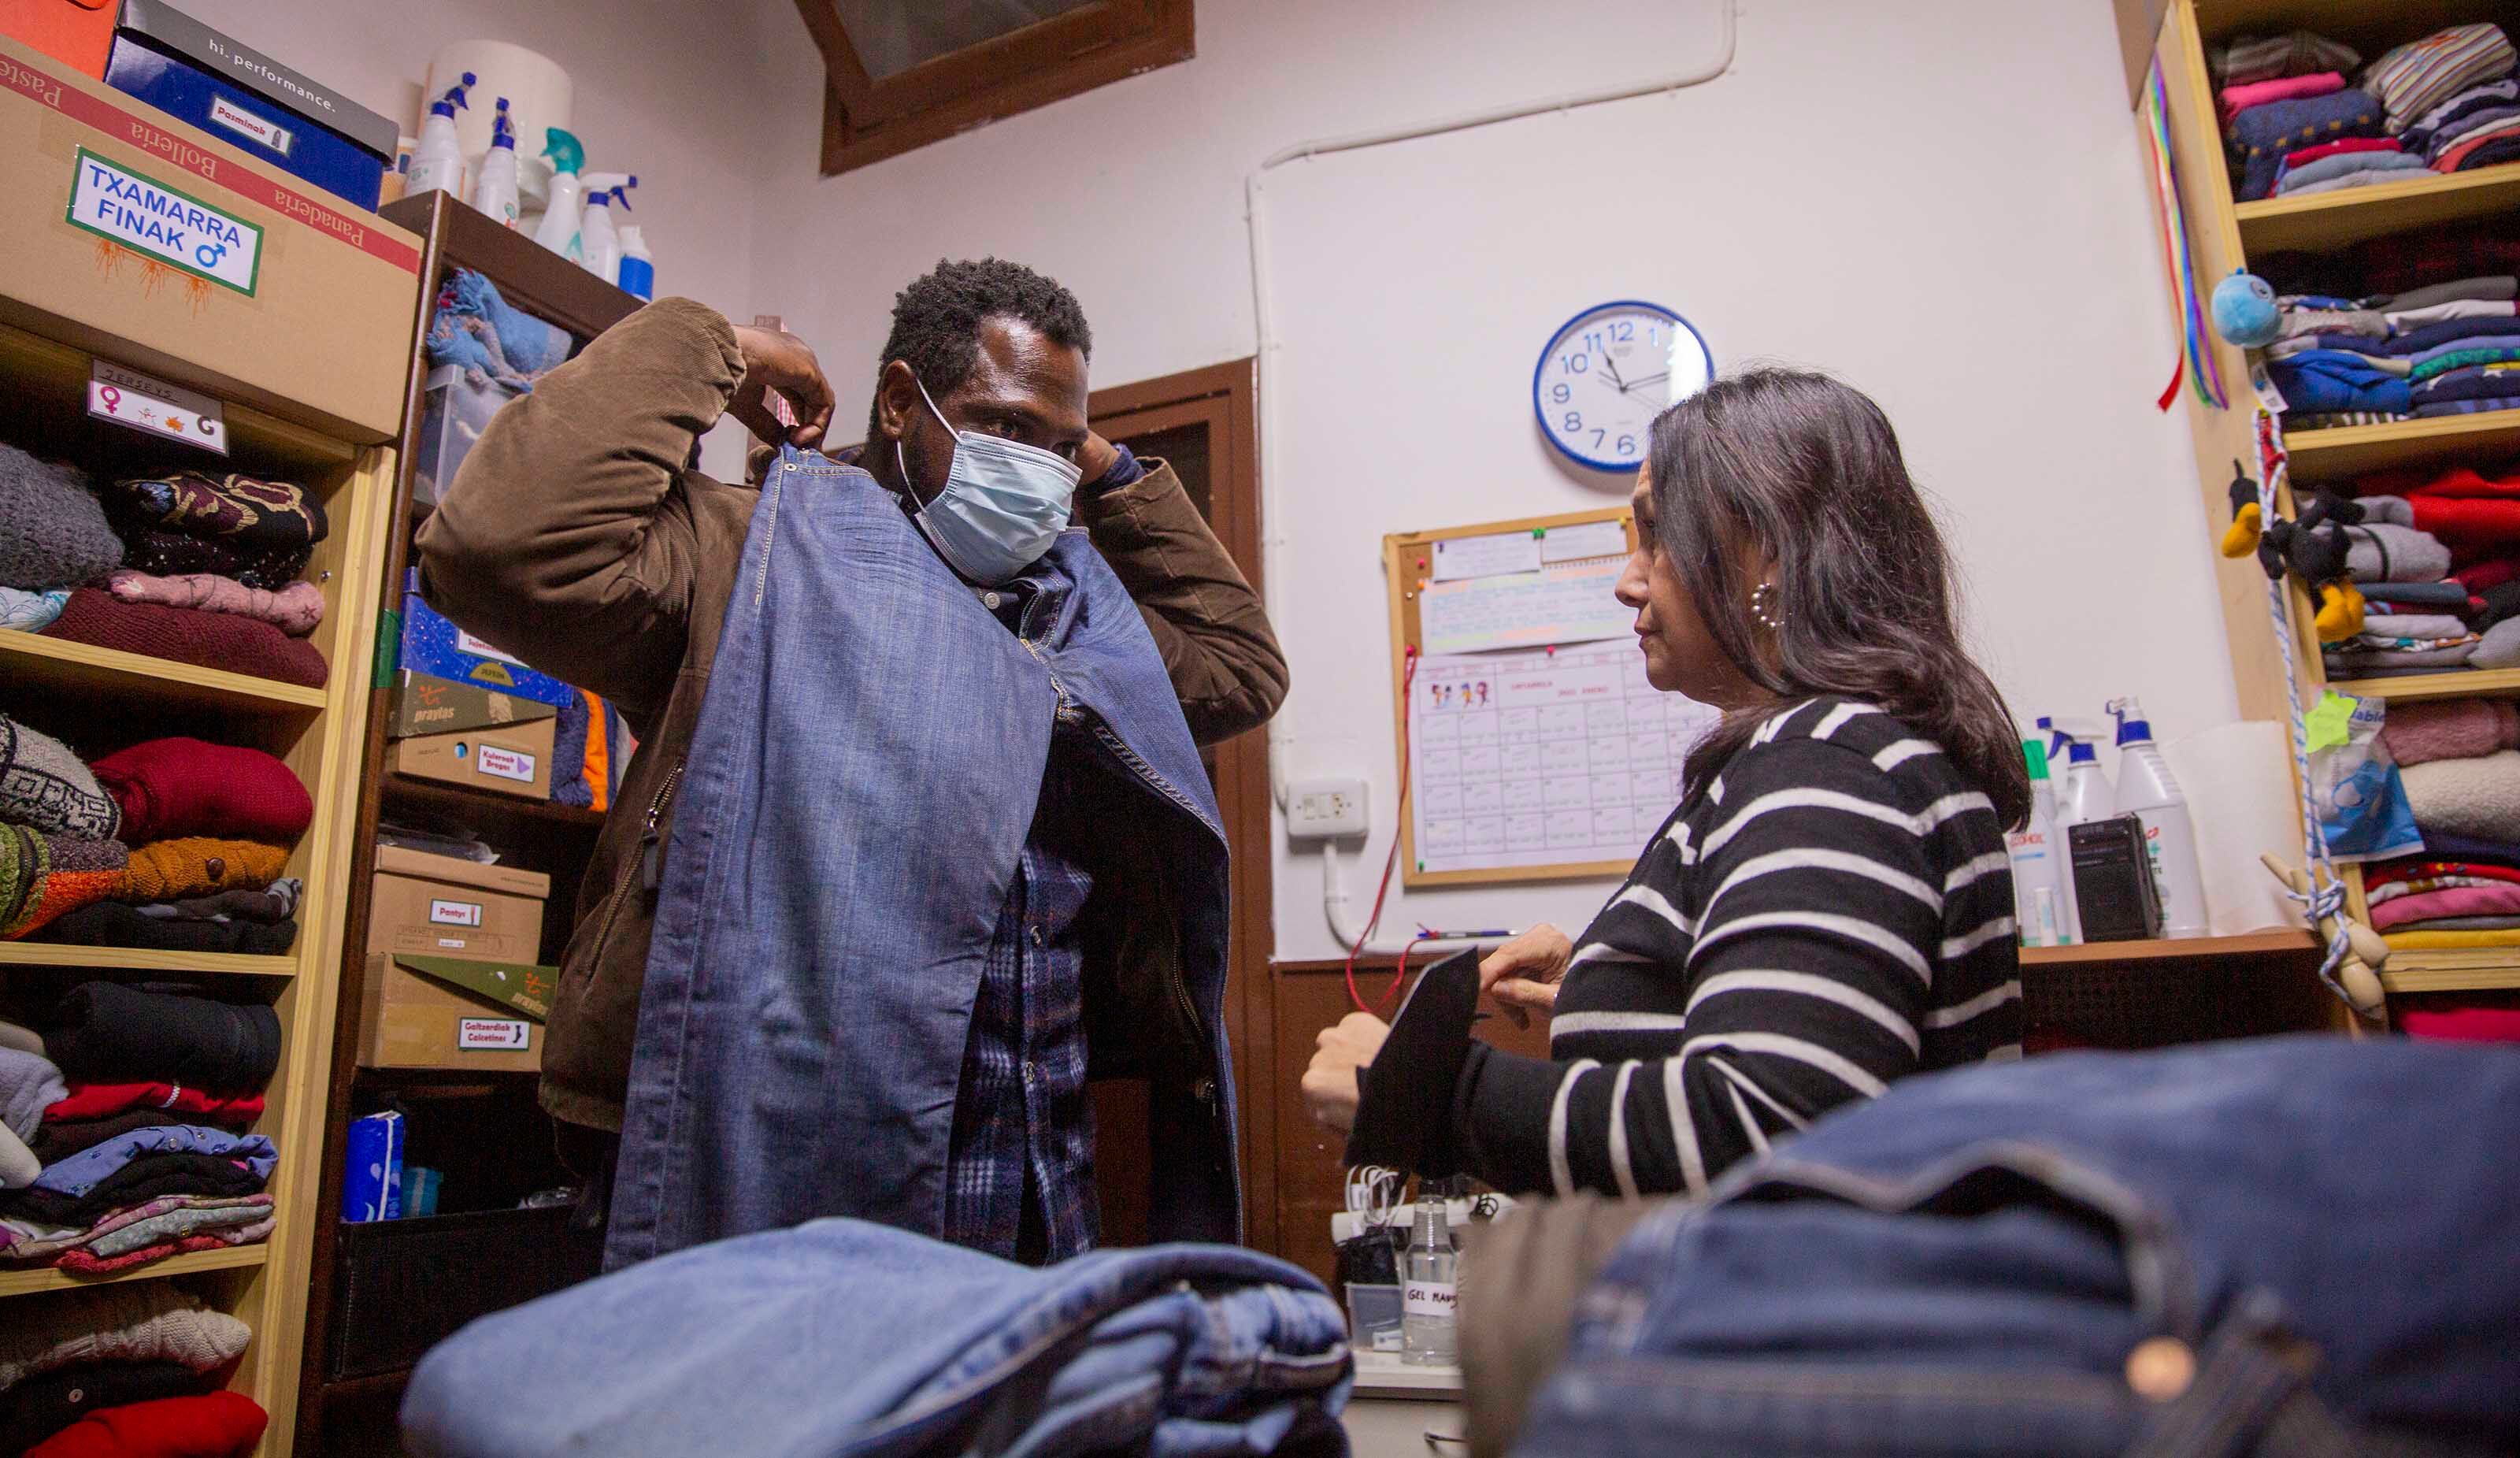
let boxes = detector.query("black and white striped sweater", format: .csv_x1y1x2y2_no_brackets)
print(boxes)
1451,696,2022,1198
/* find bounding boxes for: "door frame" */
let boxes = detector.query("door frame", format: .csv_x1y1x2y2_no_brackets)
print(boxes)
1088,357,1277,1253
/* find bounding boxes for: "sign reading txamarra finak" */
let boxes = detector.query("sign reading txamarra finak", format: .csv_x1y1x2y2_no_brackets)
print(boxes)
66,147,262,295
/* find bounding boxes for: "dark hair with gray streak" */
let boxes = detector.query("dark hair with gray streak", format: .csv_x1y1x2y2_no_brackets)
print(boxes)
1647,369,2030,830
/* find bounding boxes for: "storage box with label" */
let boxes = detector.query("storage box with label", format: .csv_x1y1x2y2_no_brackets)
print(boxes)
103,1,395,210
1,0,116,79
0,35,420,442
389,668,558,741
412,364,522,509
399,569,573,707
359,953,547,1073
369,845,547,964
390,714,555,801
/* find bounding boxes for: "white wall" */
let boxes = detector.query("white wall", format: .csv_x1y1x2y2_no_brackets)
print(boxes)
741,0,2237,962
175,0,767,475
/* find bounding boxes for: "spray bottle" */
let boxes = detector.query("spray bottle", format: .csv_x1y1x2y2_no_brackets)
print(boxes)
406,72,476,200
467,98,521,227
616,224,654,301
577,173,638,284
2044,717,2116,832
2007,738,2074,948
533,128,587,261
2107,697,2210,939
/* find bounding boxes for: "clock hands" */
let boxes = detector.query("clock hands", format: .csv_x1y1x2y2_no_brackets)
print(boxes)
1623,371,1670,391
1599,354,1630,395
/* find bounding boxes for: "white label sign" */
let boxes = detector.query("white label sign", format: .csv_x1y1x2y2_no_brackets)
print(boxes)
66,149,262,295
428,898,483,927
1403,1281,1457,1318
457,1018,530,1051
86,360,228,455
208,95,292,155
475,744,536,784
454,629,527,667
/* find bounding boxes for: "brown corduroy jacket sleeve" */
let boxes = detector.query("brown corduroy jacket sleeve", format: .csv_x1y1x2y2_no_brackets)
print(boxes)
1080,464,1287,745
413,297,742,726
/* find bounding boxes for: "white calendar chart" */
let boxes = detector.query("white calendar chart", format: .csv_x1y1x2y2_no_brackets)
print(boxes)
1408,643,1718,877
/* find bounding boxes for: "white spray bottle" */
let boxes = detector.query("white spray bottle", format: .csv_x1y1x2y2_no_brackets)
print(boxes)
2107,697,2210,939
467,98,521,227
616,224,654,301
2044,717,2116,832
577,173,637,284
533,128,586,261
406,72,476,200
2007,737,2074,948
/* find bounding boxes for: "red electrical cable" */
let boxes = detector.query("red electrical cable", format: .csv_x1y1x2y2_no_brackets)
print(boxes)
1346,647,1419,1015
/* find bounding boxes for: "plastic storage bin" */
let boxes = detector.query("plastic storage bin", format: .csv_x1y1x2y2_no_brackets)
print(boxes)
413,365,521,510
1346,1282,1404,1355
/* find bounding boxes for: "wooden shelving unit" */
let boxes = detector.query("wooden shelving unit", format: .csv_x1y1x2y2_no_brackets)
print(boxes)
2145,0,2520,1029
293,191,639,1457
2020,930,2316,966
0,193,413,1458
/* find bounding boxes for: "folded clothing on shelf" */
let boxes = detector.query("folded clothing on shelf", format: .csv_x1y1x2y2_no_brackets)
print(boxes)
0,586,70,632
114,839,288,904
32,1107,254,1164
2400,79,2520,151
102,571,323,638
2370,880,2520,929
96,472,324,594
0,1152,267,1229
38,903,298,956
0,443,121,595
24,1390,268,1458
2363,23,2518,129
2213,30,2361,87
2221,69,2344,124
2276,152,2433,195
52,1226,273,1277
1,1193,273,1263
2400,749,2520,840
2394,999,2520,1041
0,716,122,841
2344,521,2453,583
0,1363,216,1456
39,591,326,690
43,984,280,1092
28,1126,275,1200
2381,697,2520,764
2229,87,2385,200
2,828,131,942
0,1047,64,1146
89,740,311,847
43,1085,262,1127
2267,350,2413,414
0,1284,251,1397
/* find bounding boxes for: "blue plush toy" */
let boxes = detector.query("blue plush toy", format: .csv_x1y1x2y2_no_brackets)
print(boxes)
2212,270,2281,347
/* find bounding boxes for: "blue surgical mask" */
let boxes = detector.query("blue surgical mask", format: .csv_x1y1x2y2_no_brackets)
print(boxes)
895,374,1081,584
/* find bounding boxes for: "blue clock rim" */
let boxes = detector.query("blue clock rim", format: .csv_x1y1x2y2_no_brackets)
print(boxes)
1531,299,1712,473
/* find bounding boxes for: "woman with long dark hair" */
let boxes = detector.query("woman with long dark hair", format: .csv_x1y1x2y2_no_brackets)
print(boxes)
1303,369,2029,1197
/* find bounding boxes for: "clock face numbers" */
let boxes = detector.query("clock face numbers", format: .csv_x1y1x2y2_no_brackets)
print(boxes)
1535,303,1707,472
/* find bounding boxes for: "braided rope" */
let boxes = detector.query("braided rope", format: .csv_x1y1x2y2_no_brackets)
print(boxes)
2251,410,2360,1006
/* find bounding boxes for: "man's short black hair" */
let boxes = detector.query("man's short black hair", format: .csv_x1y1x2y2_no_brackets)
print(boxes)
868,258,1092,443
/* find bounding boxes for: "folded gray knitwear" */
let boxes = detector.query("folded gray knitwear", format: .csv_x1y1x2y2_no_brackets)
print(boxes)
2345,519,2453,585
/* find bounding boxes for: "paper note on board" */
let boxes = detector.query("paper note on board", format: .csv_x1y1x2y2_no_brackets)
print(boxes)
1538,520,1629,563
1418,560,1630,655
1432,531,1544,581
1409,644,1718,875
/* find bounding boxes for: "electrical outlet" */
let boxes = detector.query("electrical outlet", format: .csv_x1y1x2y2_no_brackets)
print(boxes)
1287,777,1369,840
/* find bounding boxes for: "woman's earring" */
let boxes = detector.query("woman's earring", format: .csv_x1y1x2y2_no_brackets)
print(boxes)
1750,583,1783,630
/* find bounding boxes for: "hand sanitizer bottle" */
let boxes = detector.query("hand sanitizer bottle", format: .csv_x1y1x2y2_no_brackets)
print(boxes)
1402,1179,1459,1366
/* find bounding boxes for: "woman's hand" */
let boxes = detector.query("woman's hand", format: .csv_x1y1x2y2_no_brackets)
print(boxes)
728,325,834,448
1480,924,1573,1027
1301,1012,1390,1134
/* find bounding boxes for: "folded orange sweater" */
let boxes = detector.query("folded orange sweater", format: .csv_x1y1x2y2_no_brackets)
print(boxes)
117,839,289,903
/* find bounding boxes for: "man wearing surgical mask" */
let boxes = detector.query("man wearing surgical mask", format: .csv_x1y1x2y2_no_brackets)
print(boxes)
416,259,1284,1267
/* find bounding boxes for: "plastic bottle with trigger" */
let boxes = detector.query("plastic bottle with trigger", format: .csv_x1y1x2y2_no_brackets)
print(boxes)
467,98,521,227
577,173,637,284
2107,696,2210,939
2007,737,2075,947
406,72,476,200
533,128,587,261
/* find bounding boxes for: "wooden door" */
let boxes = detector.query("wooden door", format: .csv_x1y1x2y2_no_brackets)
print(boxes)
1084,359,1280,1255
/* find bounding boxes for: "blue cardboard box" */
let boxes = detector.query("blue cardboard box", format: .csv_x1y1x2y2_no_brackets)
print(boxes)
103,1,392,210
399,569,574,708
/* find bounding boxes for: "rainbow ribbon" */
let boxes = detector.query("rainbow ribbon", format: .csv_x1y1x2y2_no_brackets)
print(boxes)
2142,58,2228,410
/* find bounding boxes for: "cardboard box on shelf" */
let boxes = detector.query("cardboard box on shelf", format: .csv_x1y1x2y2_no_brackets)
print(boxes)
368,844,548,965
0,0,115,79
0,35,420,443
389,668,558,741
389,714,556,801
104,0,394,210
359,952,544,1073
399,570,574,707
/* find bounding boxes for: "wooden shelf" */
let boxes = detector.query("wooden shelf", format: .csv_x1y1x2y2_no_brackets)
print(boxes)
2328,666,2520,701
2284,412,2520,481
0,633,327,712
0,1243,268,1299
2235,161,2520,256
2020,929,2317,966
0,942,297,977
2379,952,2520,995
382,774,606,829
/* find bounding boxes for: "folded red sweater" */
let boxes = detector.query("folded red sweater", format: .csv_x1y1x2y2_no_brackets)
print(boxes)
44,1081,265,1125
88,739,313,845
39,591,325,690
27,1392,267,1458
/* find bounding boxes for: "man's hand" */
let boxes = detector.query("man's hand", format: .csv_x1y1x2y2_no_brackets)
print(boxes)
1301,1011,1389,1134
1480,923,1573,1029
1077,429,1121,488
728,325,834,449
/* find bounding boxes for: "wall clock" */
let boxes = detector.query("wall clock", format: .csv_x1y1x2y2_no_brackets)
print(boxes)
1532,300,1712,471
